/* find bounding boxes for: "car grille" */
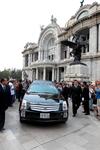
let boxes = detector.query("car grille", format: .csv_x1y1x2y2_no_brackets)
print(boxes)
30,104,59,112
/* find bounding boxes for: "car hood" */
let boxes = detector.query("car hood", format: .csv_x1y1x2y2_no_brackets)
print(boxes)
24,93,63,104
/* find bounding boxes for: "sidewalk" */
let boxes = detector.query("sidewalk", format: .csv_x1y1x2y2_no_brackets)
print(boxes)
0,102,100,150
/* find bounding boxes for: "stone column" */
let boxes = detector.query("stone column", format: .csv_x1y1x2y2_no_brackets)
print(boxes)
39,51,42,61
64,66,66,81
42,50,44,60
98,24,100,52
52,68,55,81
23,56,25,67
89,25,97,54
44,50,46,60
46,50,48,60
45,51,47,61
29,54,32,65
22,70,24,80
32,69,36,81
27,54,31,66
36,68,38,80
38,51,41,61
67,47,70,59
28,54,30,66
43,67,46,80
57,67,59,82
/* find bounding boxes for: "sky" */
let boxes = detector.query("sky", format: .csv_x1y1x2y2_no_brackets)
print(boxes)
0,0,99,71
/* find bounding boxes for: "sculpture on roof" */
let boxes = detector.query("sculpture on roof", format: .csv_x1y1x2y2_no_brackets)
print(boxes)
51,15,57,24
80,0,84,7
40,25,44,31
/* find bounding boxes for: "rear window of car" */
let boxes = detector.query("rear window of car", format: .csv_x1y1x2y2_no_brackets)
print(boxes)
27,82,59,94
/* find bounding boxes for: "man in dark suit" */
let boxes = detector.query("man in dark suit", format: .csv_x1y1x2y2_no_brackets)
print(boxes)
82,81,90,115
70,80,82,117
0,78,11,131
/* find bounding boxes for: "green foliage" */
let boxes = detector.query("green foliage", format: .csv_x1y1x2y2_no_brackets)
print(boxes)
0,69,22,80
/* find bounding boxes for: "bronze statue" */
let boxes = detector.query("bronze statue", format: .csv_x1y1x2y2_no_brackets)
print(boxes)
70,34,82,62
61,34,82,63
80,0,84,7
70,44,82,62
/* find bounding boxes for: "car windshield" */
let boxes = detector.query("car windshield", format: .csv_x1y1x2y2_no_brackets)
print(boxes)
27,82,59,94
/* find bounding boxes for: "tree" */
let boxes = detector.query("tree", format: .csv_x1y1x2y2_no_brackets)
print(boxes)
0,69,22,80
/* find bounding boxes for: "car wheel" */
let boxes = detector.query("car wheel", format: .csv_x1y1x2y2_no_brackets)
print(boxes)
19,112,25,123
62,111,69,123
61,120,67,123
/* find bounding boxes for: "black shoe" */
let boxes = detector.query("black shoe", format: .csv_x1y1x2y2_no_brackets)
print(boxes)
90,109,93,111
85,113,90,115
2,128,5,130
72,114,76,117
0,128,5,132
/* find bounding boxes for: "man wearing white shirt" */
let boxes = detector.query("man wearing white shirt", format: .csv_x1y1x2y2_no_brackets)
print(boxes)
9,80,15,106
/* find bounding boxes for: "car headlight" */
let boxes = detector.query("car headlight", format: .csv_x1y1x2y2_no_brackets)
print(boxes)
63,101,67,111
21,99,27,110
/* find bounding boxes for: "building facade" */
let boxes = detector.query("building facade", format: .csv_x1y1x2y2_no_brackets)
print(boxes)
22,2,100,82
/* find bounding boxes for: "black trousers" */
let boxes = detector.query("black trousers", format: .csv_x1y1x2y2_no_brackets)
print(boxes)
0,110,5,130
72,99,81,115
72,102,78,115
84,100,90,114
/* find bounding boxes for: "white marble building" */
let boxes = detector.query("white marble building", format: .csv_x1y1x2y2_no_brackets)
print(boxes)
22,2,100,82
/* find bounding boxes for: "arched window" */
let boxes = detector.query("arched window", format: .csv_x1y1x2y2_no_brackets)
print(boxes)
47,38,55,50
46,38,56,61
77,11,88,20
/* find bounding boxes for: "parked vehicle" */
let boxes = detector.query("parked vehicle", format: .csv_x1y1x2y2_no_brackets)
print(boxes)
19,80,69,123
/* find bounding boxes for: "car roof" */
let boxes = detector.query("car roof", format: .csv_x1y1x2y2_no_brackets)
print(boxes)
32,80,53,84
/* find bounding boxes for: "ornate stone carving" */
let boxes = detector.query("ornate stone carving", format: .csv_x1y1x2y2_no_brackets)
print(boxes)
51,15,57,24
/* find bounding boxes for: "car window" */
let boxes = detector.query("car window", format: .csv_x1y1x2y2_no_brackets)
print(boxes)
27,82,59,94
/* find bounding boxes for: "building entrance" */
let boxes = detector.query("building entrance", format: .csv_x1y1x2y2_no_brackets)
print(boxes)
46,68,52,81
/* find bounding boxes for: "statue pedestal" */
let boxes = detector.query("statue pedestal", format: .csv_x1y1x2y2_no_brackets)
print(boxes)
65,62,89,81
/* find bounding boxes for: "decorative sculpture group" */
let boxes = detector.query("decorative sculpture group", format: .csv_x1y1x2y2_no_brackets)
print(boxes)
70,43,82,63
61,34,83,63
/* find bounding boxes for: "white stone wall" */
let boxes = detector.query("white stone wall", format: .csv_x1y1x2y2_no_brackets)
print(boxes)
25,70,32,81
82,58,100,81
98,24,100,52
96,60,100,80
89,26,97,54
91,60,97,81
23,56,25,68
55,43,61,62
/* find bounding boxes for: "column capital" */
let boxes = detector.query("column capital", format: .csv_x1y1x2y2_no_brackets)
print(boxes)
52,67,55,82
36,68,38,80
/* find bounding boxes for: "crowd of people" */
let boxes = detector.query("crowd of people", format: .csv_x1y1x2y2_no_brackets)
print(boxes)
0,78,100,132
0,78,31,131
54,80,100,117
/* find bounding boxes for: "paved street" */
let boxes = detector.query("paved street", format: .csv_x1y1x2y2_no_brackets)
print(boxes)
0,101,100,150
